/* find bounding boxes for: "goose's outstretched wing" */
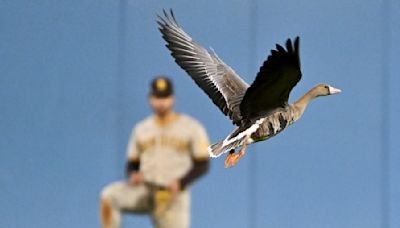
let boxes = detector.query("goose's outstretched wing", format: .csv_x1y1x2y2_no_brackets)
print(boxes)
240,37,302,120
157,9,249,126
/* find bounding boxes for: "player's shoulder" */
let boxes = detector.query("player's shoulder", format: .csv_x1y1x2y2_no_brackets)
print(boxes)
134,116,154,131
178,113,205,129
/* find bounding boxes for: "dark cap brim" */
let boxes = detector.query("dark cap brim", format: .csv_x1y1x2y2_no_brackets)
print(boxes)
150,90,173,98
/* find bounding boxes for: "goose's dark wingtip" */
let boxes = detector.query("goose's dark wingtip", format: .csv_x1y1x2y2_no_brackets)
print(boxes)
160,8,174,16
156,14,164,22
157,8,178,26
294,36,300,53
287,36,300,45
162,8,173,22
275,44,285,53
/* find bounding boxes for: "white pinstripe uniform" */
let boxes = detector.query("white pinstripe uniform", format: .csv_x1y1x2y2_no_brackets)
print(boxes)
101,113,209,228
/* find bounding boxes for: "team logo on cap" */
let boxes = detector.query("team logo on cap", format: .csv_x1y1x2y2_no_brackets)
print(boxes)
156,78,167,91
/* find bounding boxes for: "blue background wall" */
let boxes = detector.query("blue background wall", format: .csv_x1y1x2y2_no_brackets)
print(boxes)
1,0,399,227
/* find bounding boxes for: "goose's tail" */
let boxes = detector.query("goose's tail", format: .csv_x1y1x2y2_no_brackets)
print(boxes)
208,141,225,158
208,136,247,158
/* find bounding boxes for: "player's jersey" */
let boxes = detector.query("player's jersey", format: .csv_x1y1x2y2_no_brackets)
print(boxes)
127,113,209,187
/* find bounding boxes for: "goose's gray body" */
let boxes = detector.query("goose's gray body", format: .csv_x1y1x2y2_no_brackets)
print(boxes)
210,104,301,157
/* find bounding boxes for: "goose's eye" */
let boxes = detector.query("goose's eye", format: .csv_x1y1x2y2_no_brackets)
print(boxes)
324,85,329,89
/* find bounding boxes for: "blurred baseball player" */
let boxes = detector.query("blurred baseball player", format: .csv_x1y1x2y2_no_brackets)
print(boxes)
100,76,210,228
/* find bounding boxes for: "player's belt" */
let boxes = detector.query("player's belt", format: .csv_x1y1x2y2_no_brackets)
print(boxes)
145,182,168,190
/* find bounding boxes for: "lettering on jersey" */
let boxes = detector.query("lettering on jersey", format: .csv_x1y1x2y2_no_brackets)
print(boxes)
138,136,190,153
138,137,156,152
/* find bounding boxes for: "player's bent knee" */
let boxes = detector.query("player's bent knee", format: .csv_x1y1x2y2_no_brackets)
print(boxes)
100,184,118,202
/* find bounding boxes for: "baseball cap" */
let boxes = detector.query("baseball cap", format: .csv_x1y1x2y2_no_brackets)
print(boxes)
150,76,174,98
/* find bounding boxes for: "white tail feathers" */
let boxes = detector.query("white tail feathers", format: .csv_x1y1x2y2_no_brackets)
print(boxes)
208,141,224,158
208,136,247,158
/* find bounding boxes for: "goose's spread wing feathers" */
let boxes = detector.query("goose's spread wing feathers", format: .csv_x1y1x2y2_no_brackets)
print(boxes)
240,37,302,120
158,10,249,125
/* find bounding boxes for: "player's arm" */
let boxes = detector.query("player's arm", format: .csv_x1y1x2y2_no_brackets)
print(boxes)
125,126,144,185
126,157,140,177
180,157,209,190
179,122,210,190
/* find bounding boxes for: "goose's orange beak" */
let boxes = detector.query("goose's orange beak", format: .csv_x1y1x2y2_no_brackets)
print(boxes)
328,86,342,95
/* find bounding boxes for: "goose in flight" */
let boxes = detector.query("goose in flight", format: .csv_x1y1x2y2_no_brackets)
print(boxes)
157,9,341,168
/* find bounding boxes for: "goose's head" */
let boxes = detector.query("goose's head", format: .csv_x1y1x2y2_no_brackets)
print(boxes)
311,84,342,98
295,84,341,112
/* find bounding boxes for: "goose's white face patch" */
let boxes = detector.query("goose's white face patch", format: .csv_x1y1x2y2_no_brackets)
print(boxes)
328,86,341,94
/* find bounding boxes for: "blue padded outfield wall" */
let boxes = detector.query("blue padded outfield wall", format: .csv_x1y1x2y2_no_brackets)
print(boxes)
1,1,399,227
